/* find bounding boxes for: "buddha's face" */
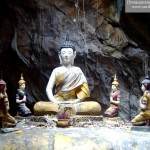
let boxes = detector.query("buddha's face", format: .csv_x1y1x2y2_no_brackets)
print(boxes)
20,83,25,91
59,48,76,66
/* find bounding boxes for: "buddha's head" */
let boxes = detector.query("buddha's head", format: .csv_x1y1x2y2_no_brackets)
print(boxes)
18,74,25,91
0,79,6,92
141,75,150,92
59,34,76,66
112,75,119,91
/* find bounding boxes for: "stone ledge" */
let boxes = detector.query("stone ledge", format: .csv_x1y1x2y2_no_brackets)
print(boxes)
131,126,150,132
27,115,104,127
70,115,103,126
1,127,150,150
30,115,48,122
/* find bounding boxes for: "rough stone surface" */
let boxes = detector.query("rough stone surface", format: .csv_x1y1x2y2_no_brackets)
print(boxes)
0,124,150,150
0,116,150,149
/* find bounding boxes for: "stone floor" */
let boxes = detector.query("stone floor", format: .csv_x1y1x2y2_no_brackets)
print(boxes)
0,116,150,150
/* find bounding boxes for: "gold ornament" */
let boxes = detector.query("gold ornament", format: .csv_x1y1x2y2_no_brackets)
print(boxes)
18,74,25,86
112,75,119,86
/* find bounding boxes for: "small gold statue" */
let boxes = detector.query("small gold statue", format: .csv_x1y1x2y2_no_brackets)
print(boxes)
131,76,150,125
16,74,32,117
0,79,16,128
104,75,120,117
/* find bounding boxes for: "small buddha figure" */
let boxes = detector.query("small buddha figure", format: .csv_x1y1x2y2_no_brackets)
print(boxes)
16,74,32,117
0,79,16,128
131,76,150,125
34,34,101,116
104,75,120,117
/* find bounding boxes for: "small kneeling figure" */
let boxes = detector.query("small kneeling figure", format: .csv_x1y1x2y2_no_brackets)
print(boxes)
104,75,120,117
131,76,150,125
16,74,32,117
0,79,16,128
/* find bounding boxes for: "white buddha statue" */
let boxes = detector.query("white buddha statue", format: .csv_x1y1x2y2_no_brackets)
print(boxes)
46,35,90,104
34,34,101,116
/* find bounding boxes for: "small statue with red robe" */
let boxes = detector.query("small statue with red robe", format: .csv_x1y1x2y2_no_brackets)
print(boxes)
104,75,120,117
